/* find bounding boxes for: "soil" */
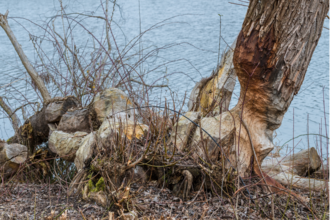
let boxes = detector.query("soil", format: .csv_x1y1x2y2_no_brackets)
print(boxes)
0,180,328,220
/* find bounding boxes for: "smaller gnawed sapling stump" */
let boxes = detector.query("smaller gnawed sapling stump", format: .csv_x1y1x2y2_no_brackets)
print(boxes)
0,140,27,179
262,148,328,191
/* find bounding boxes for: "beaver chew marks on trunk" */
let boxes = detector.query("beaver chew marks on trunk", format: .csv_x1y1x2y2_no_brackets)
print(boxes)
230,0,329,177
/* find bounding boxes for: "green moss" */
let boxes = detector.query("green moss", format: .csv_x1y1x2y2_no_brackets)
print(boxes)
90,164,96,171
6,137,13,143
88,177,105,193
94,177,105,192
88,179,95,191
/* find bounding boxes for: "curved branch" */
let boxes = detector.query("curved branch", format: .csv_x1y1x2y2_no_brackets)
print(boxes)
0,11,51,102
0,96,20,136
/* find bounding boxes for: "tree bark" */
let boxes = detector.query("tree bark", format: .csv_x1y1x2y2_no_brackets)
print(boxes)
229,0,329,176
0,11,51,102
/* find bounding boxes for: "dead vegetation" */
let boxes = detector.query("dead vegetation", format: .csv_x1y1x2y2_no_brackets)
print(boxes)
0,0,329,219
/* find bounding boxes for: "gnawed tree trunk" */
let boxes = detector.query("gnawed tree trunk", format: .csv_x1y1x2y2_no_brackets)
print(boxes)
170,43,237,160
0,140,27,179
227,0,329,176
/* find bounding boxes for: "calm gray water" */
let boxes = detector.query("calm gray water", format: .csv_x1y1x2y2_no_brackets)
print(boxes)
0,0,329,157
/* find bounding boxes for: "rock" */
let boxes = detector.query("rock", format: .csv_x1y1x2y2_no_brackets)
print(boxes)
93,88,139,124
169,112,201,152
0,140,27,179
45,96,79,123
57,108,91,133
48,130,88,162
74,132,96,171
98,117,149,147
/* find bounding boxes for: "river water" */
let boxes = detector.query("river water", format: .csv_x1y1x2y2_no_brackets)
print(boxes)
0,0,329,158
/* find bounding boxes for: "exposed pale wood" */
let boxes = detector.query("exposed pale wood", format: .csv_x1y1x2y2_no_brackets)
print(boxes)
188,40,237,116
262,148,322,176
192,113,236,163
169,111,201,153
229,0,329,176
97,117,149,148
0,140,27,179
0,11,51,102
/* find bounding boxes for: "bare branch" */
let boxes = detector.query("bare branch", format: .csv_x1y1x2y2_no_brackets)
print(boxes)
0,11,51,102
0,96,20,137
